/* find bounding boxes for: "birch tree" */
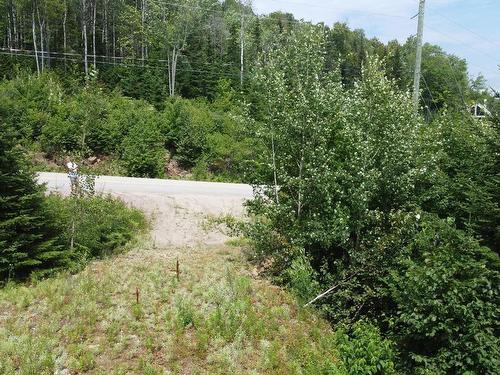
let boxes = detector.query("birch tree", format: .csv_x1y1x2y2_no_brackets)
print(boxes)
252,24,344,244
81,0,88,75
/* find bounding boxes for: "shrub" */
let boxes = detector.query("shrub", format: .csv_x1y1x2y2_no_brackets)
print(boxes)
0,73,63,142
121,117,165,178
386,215,500,374
163,98,216,167
335,321,398,375
45,194,147,265
315,212,500,374
416,111,499,252
283,254,321,303
0,122,69,281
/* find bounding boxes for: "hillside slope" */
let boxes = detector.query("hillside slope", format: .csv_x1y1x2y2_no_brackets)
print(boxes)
0,240,341,374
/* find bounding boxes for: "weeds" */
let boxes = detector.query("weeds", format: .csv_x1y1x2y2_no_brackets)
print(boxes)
0,243,385,373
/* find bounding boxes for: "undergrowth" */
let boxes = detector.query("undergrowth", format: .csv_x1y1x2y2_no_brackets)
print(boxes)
0,244,395,374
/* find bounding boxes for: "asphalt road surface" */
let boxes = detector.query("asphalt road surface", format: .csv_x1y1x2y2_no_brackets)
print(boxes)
37,172,253,247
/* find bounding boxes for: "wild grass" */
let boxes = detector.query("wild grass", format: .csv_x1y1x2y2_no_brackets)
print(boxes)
0,241,346,374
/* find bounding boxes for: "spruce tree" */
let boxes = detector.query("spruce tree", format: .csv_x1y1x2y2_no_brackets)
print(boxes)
0,123,67,280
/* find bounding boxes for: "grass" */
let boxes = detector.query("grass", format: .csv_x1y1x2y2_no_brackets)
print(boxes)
0,241,342,374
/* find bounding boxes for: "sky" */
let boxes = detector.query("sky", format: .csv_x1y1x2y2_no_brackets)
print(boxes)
252,0,500,91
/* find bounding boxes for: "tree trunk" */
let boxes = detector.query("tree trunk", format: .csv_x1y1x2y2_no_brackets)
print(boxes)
92,0,96,67
36,6,44,72
240,5,244,87
32,9,40,75
7,6,12,50
168,47,178,97
271,132,279,204
63,0,67,71
141,0,145,65
297,132,305,218
103,0,108,59
112,9,116,65
82,0,88,76
46,23,51,68
12,4,18,48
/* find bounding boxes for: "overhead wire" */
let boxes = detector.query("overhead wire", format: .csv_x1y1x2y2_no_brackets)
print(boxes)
256,0,408,20
2,0,494,117
432,11,500,49
0,50,242,78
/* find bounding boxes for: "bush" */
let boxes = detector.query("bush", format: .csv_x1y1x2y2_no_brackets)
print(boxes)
0,73,63,142
386,215,500,374
45,194,147,264
416,111,499,252
162,98,216,167
247,30,500,374
306,212,500,374
121,117,165,178
0,121,69,281
335,321,398,375
283,254,321,303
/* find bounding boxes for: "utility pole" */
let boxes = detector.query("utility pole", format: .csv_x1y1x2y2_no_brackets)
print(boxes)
412,0,426,113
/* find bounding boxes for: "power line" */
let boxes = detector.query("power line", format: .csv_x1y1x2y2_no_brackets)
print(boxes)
0,50,242,78
260,0,408,19
1,47,239,68
432,11,500,49
425,24,499,66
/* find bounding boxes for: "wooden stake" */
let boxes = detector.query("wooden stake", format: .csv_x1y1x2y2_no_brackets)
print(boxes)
136,287,139,304
176,258,180,281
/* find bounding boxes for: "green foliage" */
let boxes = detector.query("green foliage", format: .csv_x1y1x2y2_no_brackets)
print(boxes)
386,215,500,374
283,254,321,303
404,41,469,112
335,321,398,375
250,25,420,261
161,96,260,181
45,194,147,263
163,98,216,167
417,111,499,251
121,113,165,178
0,121,69,281
0,73,256,182
247,27,500,374
0,72,63,142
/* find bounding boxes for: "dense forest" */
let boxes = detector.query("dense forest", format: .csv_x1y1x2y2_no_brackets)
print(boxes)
1,0,499,374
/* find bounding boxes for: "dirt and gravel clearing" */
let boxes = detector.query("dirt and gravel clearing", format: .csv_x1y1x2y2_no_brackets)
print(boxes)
38,172,253,248
112,191,247,247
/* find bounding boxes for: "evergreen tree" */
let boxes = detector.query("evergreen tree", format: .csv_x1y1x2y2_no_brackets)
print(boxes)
0,122,68,280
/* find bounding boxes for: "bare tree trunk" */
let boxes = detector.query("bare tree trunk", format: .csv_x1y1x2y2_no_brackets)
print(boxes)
167,54,171,95
13,7,17,47
46,23,51,68
172,49,177,95
32,9,40,75
36,5,44,72
141,0,145,65
63,0,67,71
112,9,116,65
9,2,18,49
82,0,88,76
7,6,12,50
271,132,279,204
240,5,244,87
103,0,108,59
168,47,179,97
92,0,96,67
297,132,305,218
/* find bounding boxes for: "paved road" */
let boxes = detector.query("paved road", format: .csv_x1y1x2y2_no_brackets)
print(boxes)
37,172,253,247
37,172,253,198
